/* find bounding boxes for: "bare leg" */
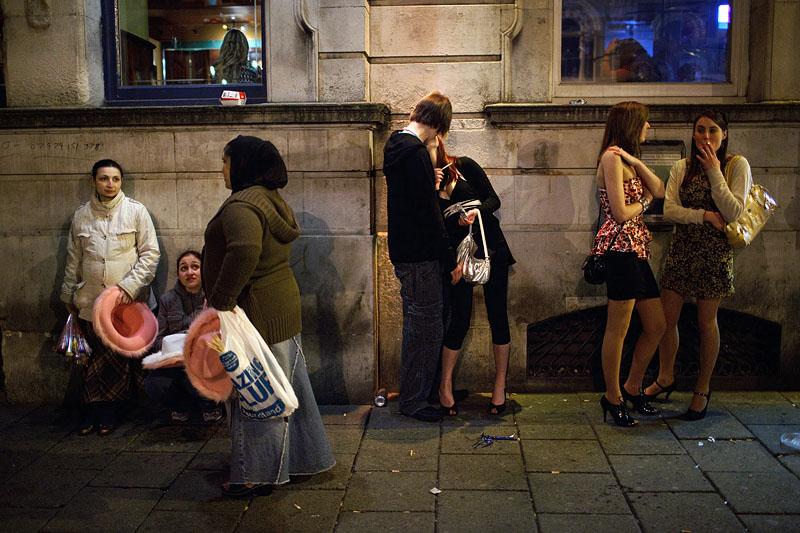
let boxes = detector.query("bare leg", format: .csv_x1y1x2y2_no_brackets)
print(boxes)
690,298,721,411
623,297,666,395
490,342,510,408
602,299,636,403
643,289,683,396
439,346,461,411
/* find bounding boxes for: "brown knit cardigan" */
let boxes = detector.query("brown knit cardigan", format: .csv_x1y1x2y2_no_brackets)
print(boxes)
202,185,302,344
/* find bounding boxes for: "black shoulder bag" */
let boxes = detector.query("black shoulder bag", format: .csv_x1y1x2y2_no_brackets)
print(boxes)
582,202,624,285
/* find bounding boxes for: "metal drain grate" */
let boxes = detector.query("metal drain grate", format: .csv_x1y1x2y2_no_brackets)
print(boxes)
527,305,780,387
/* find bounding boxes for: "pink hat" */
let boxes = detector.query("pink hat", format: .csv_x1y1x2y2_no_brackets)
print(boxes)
92,286,158,358
183,308,232,402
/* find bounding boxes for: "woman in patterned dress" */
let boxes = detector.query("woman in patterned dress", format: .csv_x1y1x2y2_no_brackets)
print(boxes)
591,102,666,427
644,111,751,420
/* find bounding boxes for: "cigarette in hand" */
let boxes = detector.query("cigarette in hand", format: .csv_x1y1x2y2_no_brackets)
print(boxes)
440,162,453,170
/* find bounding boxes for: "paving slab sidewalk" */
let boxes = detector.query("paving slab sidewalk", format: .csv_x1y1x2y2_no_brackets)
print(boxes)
0,391,798,532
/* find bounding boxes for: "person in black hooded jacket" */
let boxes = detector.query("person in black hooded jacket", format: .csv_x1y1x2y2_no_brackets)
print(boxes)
383,92,461,422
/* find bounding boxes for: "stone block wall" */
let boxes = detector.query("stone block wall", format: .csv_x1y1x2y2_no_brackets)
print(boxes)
1,0,104,106
375,105,800,391
0,106,387,403
368,2,515,113
1,1,800,403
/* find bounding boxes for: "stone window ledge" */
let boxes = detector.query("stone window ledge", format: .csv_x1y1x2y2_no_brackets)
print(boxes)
0,103,391,130
485,102,800,126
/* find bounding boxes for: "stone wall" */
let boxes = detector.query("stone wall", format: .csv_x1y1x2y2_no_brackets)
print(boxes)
1,1,799,403
0,105,388,403
1,0,104,106
375,104,800,392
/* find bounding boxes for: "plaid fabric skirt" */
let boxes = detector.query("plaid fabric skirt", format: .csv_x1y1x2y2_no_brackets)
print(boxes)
81,319,142,404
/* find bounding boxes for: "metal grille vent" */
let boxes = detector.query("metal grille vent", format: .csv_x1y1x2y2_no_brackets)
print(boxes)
527,305,780,389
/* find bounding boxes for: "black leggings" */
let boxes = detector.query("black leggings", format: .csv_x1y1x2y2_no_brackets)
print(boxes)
443,260,510,350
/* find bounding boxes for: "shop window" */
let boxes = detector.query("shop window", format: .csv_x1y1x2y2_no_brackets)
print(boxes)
103,0,265,105
556,0,746,99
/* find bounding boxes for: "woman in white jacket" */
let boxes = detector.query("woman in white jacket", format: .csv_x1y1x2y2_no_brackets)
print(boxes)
61,159,160,435
643,111,751,420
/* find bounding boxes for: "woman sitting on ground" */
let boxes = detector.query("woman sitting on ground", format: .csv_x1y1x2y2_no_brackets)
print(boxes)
143,250,222,424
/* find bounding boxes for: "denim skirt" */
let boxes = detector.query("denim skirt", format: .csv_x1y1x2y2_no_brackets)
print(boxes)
227,334,335,485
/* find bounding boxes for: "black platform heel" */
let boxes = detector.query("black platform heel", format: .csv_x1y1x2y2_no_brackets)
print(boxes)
622,387,660,416
679,391,711,421
600,396,638,427
643,380,677,402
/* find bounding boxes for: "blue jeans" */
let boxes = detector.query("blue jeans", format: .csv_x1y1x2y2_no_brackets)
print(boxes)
394,261,444,415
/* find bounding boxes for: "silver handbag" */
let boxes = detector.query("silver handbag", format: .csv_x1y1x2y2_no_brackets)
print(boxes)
456,209,491,285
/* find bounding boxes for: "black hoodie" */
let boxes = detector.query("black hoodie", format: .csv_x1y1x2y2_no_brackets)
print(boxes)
383,130,455,271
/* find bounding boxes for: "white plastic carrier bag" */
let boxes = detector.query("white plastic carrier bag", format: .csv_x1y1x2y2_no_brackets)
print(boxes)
216,306,299,419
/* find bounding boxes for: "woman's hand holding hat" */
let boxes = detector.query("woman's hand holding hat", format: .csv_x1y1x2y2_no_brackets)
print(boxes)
116,287,133,305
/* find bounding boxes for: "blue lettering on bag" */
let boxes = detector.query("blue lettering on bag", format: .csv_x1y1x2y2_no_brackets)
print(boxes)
219,351,239,372
241,398,286,419
245,376,276,403
232,357,281,415
235,366,256,389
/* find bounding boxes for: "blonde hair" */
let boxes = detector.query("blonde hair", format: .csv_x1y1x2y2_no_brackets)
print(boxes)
214,29,250,83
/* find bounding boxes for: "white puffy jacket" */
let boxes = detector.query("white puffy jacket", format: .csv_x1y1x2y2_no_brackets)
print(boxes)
60,191,160,321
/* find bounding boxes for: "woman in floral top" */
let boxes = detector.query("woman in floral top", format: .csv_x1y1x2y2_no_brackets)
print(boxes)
592,102,666,427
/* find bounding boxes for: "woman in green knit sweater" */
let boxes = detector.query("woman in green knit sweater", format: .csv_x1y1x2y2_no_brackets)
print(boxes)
203,135,335,498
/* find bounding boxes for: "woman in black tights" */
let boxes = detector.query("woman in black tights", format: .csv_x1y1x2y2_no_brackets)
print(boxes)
429,136,515,416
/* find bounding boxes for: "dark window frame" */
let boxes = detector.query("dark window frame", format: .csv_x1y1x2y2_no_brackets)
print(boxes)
101,0,267,106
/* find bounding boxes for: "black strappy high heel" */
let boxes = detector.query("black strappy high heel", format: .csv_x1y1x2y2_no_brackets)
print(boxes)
441,401,459,417
643,380,677,402
487,400,507,416
679,391,711,421
600,396,638,427
622,387,660,416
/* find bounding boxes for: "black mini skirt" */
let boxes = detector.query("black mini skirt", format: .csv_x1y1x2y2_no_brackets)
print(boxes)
604,251,660,301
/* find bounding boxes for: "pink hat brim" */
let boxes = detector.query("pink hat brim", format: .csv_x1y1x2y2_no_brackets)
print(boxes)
92,286,158,358
183,308,232,402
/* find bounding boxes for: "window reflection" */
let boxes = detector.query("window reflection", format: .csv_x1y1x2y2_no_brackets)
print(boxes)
119,0,262,86
562,0,731,83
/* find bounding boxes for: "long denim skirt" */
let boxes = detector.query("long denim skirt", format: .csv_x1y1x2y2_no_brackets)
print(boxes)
227,334,335,485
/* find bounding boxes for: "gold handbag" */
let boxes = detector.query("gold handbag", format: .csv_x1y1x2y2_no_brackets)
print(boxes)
723,156,779,248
